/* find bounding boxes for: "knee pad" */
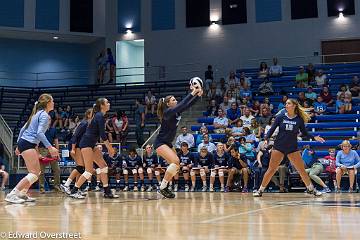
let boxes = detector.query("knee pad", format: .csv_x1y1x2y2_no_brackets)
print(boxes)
132,169,138,174
210,171,216,177
167,163,179,175
219,170,224,177
82,171,92,180
138,168,144,174
123,169,129,175
155,171,160,176
190,170,195,176
200,169,206,177
26,173,38,185
147,168,152,174
96,168,101,175
101,167,108,174
76,166,85,174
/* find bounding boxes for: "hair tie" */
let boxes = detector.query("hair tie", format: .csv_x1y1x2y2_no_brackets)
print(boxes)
162,98,165,102
35,101,38,105
93,104,96,107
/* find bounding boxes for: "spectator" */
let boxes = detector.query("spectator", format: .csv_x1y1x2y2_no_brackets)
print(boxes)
68,115,79,136
336,93,348,114
239,137,255,167
198,134,216,153
258,107,272,128
49,109,59,129
213,109,229,134
269,57,283,77
239,72,252,88
337,84,351,99
106,48,116,84
206,99,220,117
145,90,157,116
295,66,308,88
277,95,288,112
63,105,74,128
226,91,236,105
217,78,228,97
302,146,331,193
105,114,115,143
344,92,353,113
254,143,272,191
297,92,307,107
204,65,214,94
250,118,262,140
303,101,315,118
225,147,249,192
320,86,334,106
250,100,261,117
112,110,129,145
318,148,337,191
239,84,252,102
219,96,231,111
191,146,214,192
335,140,360,192
231,119,244,140
227,71,238,87
349,76,360,97
0,154,9,191
207,82,221,102
96,50,107,84
57,106,65,129
195,126,213,146
271,157,289,193
306,63,316,86
260,97,274,114
135,99,145,147
175,126,195,149
313,96,327,115
258,77,274,96
243,127,257,143
314,69,327,87
224,136,238,152
264,117,278,140
227,102,241,125
210,143,230,192
240,108,254,128
305,86,317,105
258,62,269,79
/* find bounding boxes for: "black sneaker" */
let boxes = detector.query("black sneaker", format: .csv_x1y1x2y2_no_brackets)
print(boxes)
104,192,119,198
306,188,322,197
159,187,175,198
253,190,263,197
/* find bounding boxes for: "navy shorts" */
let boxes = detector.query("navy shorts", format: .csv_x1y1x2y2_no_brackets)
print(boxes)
154,139,173,150
273,145,299,155
17,139,37,154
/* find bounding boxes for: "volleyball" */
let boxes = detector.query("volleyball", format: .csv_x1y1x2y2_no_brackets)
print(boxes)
189,77,203,90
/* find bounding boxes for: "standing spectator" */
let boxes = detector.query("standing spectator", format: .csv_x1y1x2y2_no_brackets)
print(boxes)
38,124,61,193
206,99,220,117
313,96,327,115
213,109,229,134
135,99,145,147
145,90,157,116
204,65,214,94
305,86,317,105
240,108,254,128
258,62,269,79
306,63,316,86
314,69,327,87
0,147,9,190
349,76,360,97
320,86,334,106
175,126,195,149
197,134,216,153
96,50,107,84
227,102,241,125
106,48,116,84
269,57,283,77
105,114,115,143
335,140,360,192
258,77,274,96
295,66,308,88
319,148,337,191
112,110,128,145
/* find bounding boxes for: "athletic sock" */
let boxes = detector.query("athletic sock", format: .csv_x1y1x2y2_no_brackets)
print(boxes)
160,179,169,190
306,184,314,191
65,178,72,187
259,186,266,192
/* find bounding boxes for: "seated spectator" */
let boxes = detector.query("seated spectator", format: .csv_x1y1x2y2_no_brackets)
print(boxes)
260,97,274,114
277,95,288,112
191,147,214,192
240,108,255,128
250,100,260,117
63,105,74,128
314,69,327,87
295,66,308,88
302,146,331,193
231,119,244,140
320,86,334,106
145,90,157,116
297,92,308,107
207,82,221,101
349,76,360,97
68,115,79,135
105,114,115,143
219,96,231,111
104,147,123,191
318,148,337,191
227,71,238,87
250,119,262,140
204,65,214,93
210,143,230,192
239,137,255,167
335,140,360,192
264,117,278,140
306,63,316,86
258,62,269,79
243,127,257,143
336,93,352,114
313,96,327,115
217,78,228,97
0,156,9,191
258,107,272,128
227,102,241,125
226,91,236,105
197,134,216,153
112,110,128,145
225,147,249,192
213,109,229,134
239,72,252,88
57,106,65,129
337,84,351,99
344,92,353,113
206,99,220,117
303,101,315,118
269,57,283,77
195,126,213,146
239,85,252,101
175,126,195,150
305,86,317,105
270,157,289,193
258,77,274,96
224,136,239,152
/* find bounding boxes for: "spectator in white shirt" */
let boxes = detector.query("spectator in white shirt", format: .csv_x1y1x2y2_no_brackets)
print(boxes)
269,57,283,77
197,134,216,153
227,71,239,87
175,126,195,149
314,69,327,87
240,108,255,128
213,109,229,134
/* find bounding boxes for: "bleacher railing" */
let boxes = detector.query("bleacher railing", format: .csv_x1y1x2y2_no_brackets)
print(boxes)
0,114,13,158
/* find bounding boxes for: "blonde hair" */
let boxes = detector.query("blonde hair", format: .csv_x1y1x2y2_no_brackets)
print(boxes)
288,98,311,123
157,95,173,121
341,140,352,147
25,94,53,129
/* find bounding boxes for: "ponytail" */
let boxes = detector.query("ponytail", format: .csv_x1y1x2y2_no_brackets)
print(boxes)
25,94,53,129
288,98,311,123
157,95,173,121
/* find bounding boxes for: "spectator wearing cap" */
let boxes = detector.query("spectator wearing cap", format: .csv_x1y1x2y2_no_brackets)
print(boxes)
315,69,327,87
175,126,195,150
295,66,309,88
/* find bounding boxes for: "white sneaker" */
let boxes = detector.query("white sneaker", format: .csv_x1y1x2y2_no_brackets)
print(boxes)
140,186,145,192
94,186,101,192
174,184,178,192
306,188,323,197
18,193,36,202
202,186,207,192
146,186,153,192
60,184,71,195
184,185,190,192
209,187,214,192
5,193,25,204
133,186,138,192
190,186,195,192
84,185,90,191
123,186,129,192
70,191,86,199
80,190,88,196
0,186,6,191
220,187,225,192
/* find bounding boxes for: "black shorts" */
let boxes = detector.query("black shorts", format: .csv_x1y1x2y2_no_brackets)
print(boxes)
79,137,97,149
17,139,37,154
273,145,299,155
154,139,173,150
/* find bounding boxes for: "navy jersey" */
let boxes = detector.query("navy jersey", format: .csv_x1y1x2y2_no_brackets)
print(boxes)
104,153,122,168
143,153,158,167
38,127,57,148
70,120,88,148
80,112,108,148
213,151,229,167
260,150,271,168
155,94,199,147
228,156,243,169
158,157,170,168
196,153,214,167
125,155,142,168
265,112,314,151
178,151,195,165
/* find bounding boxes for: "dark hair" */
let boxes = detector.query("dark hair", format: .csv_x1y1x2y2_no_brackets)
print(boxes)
259,62,268,71
107,48,112,54
129,148,136,154
181,142,189,147
239,137,246,142
25,94,53,129
243,127,250,135
157,95,173,121
208,65,212,69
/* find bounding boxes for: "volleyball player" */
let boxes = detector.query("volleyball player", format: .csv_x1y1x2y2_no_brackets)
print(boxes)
143,144,159,192
5,94,59,204
123,148,143,191
70,98,118,199
60,108,93,195
253,98,325,197
177,142,194,192
190,146,214,192
210,143,229,192
155,84,203,198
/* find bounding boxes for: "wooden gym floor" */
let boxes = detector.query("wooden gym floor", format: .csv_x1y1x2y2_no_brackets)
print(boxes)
0,191,359,240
